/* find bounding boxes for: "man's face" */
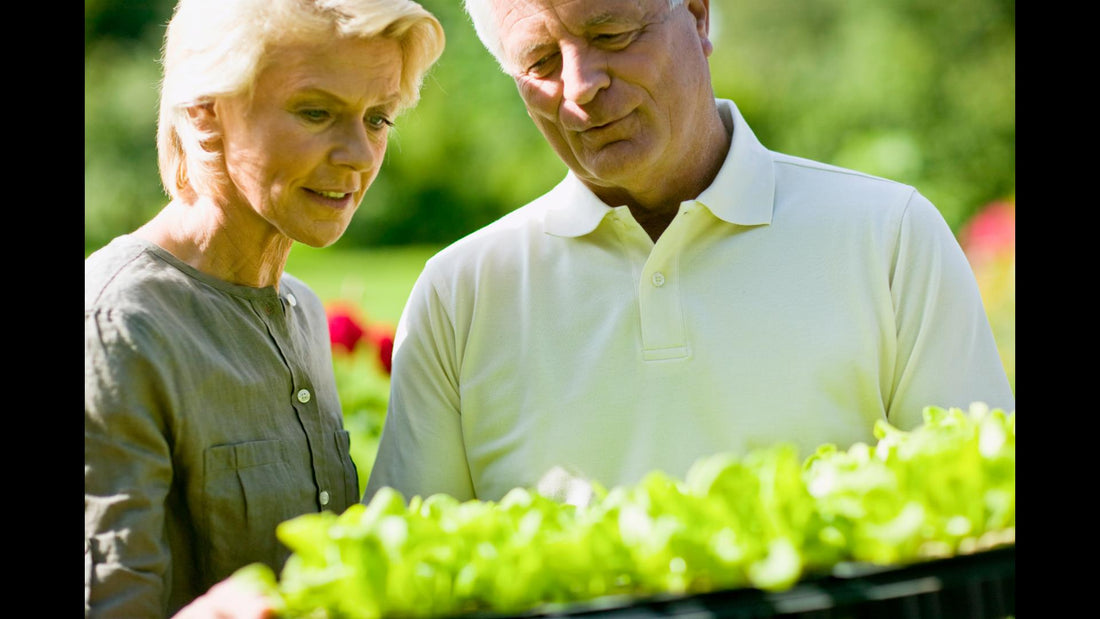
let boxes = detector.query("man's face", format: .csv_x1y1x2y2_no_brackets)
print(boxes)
495,0,714,198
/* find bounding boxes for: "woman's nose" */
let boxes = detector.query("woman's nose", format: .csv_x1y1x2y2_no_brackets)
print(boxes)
331,121,379,172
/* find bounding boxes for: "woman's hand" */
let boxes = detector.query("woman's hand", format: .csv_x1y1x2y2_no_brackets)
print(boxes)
172,577,278,619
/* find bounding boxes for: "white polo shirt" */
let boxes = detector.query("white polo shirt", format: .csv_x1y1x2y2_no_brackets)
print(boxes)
366,99,1015,502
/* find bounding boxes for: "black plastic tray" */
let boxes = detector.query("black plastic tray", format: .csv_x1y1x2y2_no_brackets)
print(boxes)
468,545,1015,619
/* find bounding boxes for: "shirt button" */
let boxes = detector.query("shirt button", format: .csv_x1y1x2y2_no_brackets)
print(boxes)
286,293,297,308
297,389,311,403
651,272,666,287
319,490,330,506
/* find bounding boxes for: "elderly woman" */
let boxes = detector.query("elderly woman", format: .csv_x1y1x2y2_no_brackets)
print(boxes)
84,0,444,616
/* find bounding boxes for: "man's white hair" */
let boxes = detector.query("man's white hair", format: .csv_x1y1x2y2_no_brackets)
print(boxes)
462,0,685,71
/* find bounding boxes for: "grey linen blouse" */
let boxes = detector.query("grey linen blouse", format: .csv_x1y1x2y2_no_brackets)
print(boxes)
85,235,359,618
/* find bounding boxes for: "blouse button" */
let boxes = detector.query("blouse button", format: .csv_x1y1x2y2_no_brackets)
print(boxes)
297,389,311,403
651,272,666,287
319,490,330,506
286,293,297,308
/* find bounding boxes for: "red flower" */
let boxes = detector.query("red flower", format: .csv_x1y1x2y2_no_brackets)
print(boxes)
326,302,395,375
365,325,396,375
327,305,366,354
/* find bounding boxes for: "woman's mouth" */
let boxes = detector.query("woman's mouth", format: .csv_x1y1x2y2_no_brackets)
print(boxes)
312,190,350,199
306,188,356,209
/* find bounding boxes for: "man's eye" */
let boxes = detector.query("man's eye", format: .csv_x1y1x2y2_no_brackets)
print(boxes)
299,109,330,123
366,114,395,129
527,53,560,78
593,32,634,47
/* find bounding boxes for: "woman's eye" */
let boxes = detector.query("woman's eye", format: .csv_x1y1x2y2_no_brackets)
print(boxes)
366,114,395,129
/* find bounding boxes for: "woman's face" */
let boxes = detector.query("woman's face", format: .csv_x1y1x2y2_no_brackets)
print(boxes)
214,36,404,248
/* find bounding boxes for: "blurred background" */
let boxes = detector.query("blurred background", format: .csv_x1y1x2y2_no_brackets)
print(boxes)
85,0,1015,253
86,0,1015,483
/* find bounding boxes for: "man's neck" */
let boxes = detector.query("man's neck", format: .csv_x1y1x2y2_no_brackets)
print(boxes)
589,110,732,243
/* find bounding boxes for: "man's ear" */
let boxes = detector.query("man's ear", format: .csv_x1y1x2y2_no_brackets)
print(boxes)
686,0,713,58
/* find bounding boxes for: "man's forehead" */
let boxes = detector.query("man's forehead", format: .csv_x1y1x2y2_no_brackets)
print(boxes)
495,0,653,31
495,0,656,54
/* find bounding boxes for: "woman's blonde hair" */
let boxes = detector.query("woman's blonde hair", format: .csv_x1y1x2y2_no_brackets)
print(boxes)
157,0,445,202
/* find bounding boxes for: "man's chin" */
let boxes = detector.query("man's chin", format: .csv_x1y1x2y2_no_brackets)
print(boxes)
574,150,649,188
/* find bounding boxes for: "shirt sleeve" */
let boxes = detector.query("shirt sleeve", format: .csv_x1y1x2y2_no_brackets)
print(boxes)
364,266,476,503
85,308,174,618
887,191,1016,430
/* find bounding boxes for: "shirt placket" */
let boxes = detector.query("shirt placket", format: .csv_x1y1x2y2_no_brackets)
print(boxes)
611,205,692,361
254,291,334,511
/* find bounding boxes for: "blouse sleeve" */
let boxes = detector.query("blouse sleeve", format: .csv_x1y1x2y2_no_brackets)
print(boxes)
85,308,175,618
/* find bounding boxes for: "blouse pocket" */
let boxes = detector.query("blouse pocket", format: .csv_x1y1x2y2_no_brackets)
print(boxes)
202,440,303,586
333,429,361,507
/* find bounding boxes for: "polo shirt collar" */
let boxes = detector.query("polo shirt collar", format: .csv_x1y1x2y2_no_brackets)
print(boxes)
543,172,612,237
544,98,775,238
697,99,775,227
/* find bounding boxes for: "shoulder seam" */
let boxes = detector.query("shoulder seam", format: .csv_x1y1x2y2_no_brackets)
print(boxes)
773,156,914,190
87,247,149,309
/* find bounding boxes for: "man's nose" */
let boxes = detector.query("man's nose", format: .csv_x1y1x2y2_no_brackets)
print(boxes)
560,43,610,106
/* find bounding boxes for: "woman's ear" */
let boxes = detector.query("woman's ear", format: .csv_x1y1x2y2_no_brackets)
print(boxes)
186,101,224,153
186,101,220,136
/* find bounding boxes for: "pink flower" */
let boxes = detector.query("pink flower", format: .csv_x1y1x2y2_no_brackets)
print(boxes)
959,199,1015,269
327,305,366,355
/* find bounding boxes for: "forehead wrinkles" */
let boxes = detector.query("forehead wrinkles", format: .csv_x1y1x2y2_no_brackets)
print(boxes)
261,38,403,104
499,0,657,64
496,0,564,63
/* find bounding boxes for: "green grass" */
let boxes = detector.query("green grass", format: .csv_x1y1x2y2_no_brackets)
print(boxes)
285,243,443,324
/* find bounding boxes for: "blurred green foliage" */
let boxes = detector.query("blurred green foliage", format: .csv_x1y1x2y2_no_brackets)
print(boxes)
85,0,1014,252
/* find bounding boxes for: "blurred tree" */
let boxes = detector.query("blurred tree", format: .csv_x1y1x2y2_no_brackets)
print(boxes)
85,0,176,253
710,0,1015,230
85,0,1014,252
85,0,174,49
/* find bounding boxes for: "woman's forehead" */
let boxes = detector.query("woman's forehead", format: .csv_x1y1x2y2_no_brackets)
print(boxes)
253,37,404,101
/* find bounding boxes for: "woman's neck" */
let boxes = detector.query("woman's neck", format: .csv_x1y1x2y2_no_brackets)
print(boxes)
134,197,293,289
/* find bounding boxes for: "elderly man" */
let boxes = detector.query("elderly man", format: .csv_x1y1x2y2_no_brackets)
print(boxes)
365,0,1014,503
